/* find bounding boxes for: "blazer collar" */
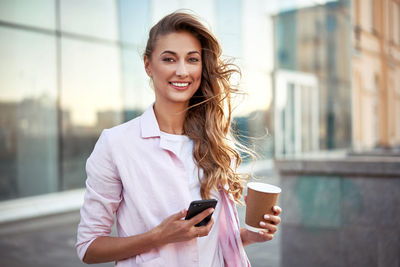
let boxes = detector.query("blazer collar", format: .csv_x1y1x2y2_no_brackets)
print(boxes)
140,103,161,139
139,103,189,154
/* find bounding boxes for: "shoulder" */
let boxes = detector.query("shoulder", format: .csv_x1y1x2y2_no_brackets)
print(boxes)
89,116,142,160
102,116,141,142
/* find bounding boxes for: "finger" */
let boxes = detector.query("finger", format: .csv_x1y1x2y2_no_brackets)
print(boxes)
258,231,274,241
195,218,214,237
273,206,282,215
189,208,215,226
204,217,214,232
259,221,278,233
171,209,187,220
264,214,281,225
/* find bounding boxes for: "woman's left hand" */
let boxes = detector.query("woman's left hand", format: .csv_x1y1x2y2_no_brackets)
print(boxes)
240,205,282,246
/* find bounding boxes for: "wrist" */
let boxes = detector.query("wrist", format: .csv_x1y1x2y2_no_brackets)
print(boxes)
240,228,251,246
148,226,165,247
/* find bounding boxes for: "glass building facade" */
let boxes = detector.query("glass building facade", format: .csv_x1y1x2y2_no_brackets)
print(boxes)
0,0,265,201
1,0,380,202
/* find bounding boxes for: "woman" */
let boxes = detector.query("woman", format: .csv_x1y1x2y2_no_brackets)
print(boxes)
76,11,281,267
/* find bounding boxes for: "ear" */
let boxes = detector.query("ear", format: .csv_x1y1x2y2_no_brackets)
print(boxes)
144,55,152,78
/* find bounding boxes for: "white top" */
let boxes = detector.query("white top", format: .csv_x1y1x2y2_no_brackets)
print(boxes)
160,131,224,267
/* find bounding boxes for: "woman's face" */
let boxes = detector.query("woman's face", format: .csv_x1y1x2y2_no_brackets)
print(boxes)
144,31,202,108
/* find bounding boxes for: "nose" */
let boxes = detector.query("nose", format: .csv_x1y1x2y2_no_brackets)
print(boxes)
176,60,189,77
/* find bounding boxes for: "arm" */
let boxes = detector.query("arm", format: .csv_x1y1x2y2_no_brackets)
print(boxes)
83,230,160,264
83,208,215,264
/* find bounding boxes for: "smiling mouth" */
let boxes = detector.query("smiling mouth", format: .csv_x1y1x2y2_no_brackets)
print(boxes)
169,82,191,89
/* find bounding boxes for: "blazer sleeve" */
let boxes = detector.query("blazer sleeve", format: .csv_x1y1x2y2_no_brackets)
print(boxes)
75,129,122,261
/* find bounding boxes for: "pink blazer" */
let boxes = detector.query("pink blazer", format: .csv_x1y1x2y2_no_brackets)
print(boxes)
76,104,251,266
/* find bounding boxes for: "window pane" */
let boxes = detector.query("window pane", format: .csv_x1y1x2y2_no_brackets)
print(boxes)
181,0,216,27
60,0,118,41
0,27,58,200
117,0,150,46
121,48,153,121
216,0,242,57
151,0,180,23
60,38,123,190
0,0,55,30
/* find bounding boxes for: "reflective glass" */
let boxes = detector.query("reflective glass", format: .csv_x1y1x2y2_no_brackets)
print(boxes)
180,0,216,27
151,0,181,23
60,38,123,190
0,27,58,200
60,0,118,41
216,0,242,57
117,0,150,46
121,48,154,121
0,0,55,30
150,0,215,27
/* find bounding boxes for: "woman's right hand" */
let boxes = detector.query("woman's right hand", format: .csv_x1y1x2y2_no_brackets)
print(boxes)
82,208,214,263
151,208,215,246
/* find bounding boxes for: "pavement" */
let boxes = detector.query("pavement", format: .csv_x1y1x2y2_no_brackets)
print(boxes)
0,211,111,267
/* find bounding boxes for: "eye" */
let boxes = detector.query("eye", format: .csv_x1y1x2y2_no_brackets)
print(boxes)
188,57,200,63
162,57,175,62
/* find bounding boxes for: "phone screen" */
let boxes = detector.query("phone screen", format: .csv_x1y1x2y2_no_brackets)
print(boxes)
185,199,218,227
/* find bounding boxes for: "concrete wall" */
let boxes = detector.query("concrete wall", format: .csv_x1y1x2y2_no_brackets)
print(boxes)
275,156,400,267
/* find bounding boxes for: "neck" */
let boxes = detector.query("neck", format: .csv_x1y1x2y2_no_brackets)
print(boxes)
153,101,188,135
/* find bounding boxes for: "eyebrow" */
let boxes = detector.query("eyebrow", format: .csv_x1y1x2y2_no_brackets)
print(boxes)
160,50,201,56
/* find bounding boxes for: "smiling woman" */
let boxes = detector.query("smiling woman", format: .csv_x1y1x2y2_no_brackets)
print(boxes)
144,31,203,129
76,11,282,267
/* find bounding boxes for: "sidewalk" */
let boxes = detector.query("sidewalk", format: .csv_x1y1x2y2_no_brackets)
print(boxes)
0,211,102,267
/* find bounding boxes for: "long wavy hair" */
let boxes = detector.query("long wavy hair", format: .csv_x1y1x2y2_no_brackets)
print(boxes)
144,11,249,203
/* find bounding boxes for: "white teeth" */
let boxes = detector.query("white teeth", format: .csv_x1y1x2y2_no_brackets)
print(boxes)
171,82,189,87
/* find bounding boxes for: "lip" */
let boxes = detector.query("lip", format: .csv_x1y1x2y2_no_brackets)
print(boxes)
169,81,191,90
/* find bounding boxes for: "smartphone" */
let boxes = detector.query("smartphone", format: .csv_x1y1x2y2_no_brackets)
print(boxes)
185,199,218,227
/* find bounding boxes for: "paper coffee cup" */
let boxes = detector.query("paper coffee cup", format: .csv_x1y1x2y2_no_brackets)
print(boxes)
245,182,281,232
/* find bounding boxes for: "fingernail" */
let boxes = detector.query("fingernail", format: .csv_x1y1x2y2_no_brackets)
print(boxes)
260,221,266,227
209,208,215,213
264,215,270,220
258,231,264,235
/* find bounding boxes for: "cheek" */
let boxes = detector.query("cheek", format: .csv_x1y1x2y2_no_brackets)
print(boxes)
194,66,202,81
152,65,172,80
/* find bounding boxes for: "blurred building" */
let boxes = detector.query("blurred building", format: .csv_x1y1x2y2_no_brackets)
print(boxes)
274,1,400,267
272,0,352,156
274,70,319,156
352,0,400,152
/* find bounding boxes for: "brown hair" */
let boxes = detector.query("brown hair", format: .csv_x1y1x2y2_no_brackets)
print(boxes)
144,11,249,203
